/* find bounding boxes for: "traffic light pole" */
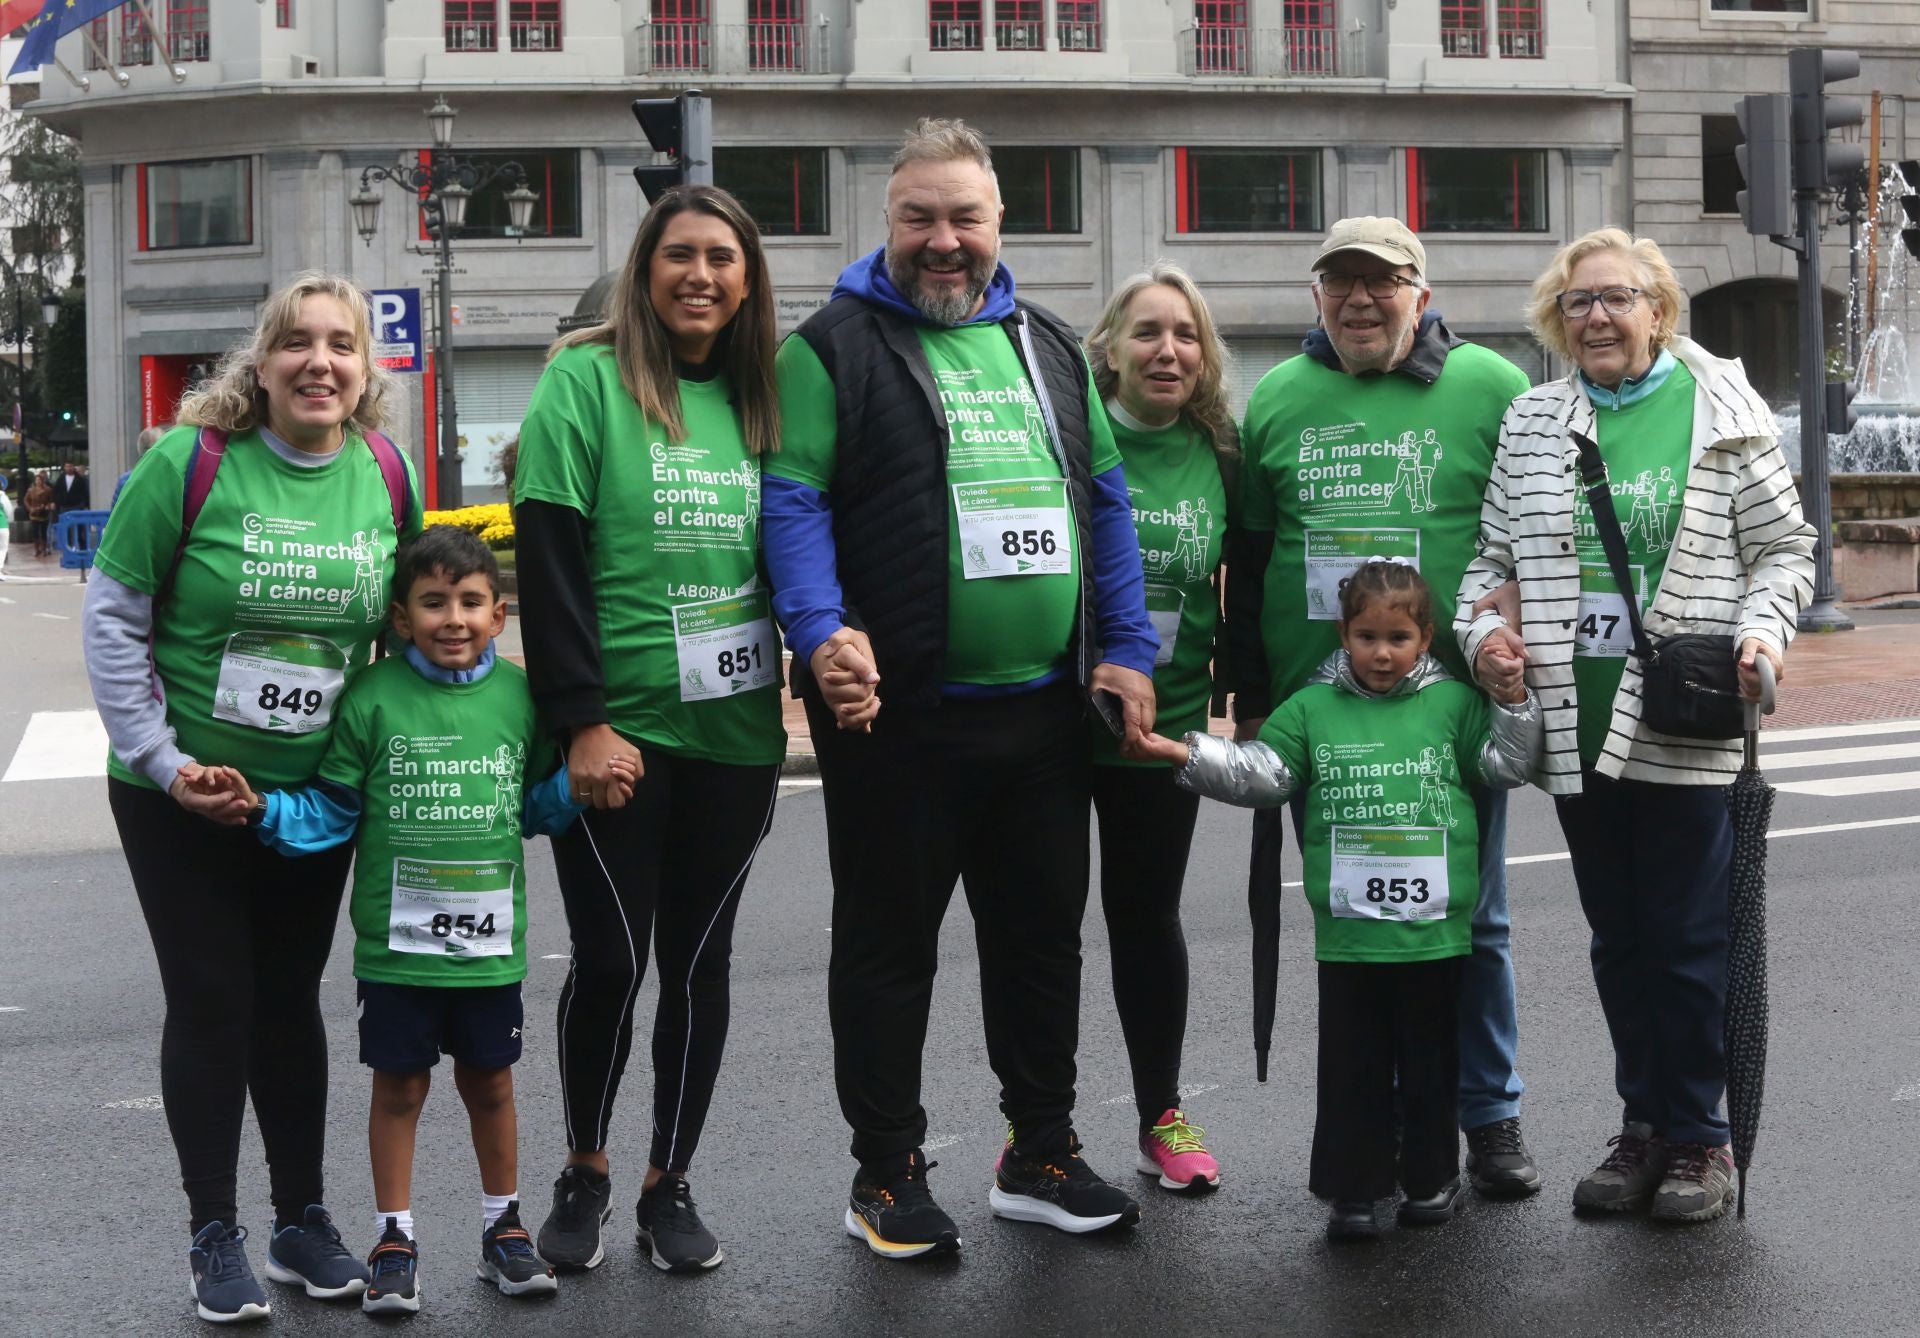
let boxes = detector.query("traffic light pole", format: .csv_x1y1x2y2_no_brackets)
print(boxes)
1791,187,1853,632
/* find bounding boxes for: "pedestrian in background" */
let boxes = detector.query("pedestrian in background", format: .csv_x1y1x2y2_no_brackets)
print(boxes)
1458,227,1815,1224
25,469,51,557
83,271,422,1322
514,184,784,1275
1080,262,1236,1193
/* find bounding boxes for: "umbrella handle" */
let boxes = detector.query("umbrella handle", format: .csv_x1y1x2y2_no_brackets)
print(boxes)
1743,653,1777,765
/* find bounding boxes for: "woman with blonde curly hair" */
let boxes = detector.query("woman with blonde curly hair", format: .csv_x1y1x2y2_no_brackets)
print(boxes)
1079,262,1238,1191
84,270,421,1320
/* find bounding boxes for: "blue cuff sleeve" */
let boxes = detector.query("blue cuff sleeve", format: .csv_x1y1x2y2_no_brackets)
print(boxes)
257,778,364,856
523,763,586,837
1088,464,1158,675
763,475,847,666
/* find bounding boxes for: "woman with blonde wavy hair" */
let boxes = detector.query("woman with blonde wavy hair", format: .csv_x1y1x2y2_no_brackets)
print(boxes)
1080,262,1238,1192
83,270,422,1320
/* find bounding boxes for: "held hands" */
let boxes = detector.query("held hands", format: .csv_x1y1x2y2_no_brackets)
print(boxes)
1092,662,1157,759
569,724,642,811
1133,730,1192,767
811,626,881,733
1737,637,1785,702
171,763,254,827
1471,581,1529,704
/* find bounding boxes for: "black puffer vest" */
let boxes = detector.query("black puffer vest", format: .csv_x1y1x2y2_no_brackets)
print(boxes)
791,295,1097,710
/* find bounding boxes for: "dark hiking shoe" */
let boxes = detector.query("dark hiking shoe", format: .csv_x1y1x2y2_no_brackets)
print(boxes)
1572,1122,1666,1214
1650,1143,1735,1224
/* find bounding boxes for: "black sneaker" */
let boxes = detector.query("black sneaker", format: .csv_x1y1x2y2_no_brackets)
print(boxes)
634,1174,724,1272
361,1218,420,1315
1325,1200,1380,1242
844,1150,961,1260
188,1222,272,1324
263,1204,368,1300
479,1201,558,1296
1397,1175,1466,1227
538,1165,613,1271
990,1134,1141,1234
1465,1116,1544,1199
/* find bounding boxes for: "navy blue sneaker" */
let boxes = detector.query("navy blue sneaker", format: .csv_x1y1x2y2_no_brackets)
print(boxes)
263,1204,368,1300
478,1202,558,1296
361,1219,421,1315
188,1222,271,1323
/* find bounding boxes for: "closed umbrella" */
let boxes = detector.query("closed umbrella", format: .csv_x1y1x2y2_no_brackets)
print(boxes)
1248,807,1285,1081
1724,654,1777,1216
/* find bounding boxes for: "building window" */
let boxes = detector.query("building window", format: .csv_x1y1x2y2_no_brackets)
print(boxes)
1708,0,1808,11
276,0,293,27
930,0,982,50
651,0,709,70
1408,148,1547,232
1193,0,1248,73
139,157,253,251
122,6,155,65
1701,114,1743,215
1496,0,1542,57
510,1,561,50
425,149,581,240
997,147,1080,234
1175,148,1323,233
84,18,108,70
446,1,497,51
1057,0,1102,50
1441,0,1485,56
748,0,808,72
166,0,210,63
715,148,829,237
1284,0,1337,74
995,0,1041,50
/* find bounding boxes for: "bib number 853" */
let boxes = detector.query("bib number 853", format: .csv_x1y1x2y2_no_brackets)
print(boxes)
430,912,498,939
1001,529,1059,558
1365,876,1430,905
258,683,325,716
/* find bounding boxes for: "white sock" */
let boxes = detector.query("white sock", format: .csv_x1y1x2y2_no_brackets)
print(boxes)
374,1208,415,1241
482,1192,515,1232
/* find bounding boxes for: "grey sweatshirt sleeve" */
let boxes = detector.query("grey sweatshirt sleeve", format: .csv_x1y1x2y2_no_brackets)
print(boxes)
1173,731,1298,808
82,570,193,790
1477,688,1543,790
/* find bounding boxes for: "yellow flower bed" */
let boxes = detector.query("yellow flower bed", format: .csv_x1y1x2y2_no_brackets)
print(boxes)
424,503,515,551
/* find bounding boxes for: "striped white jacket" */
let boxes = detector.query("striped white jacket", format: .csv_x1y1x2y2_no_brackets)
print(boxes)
1454,336,1816,793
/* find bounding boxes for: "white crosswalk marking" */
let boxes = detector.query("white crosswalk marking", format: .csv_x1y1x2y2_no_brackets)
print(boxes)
3,710,108,782
1757,719,1920,800
1759,741,1920,771
1774,772,1920,798
1762,718,1920,746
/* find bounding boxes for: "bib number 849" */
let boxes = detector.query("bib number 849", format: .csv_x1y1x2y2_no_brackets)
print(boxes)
258,683,325,715
1366,877,1430,905
1001,529,1058,557
430,912,497,939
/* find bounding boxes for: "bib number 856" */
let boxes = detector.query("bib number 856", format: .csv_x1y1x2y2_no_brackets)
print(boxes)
258,683,325,716
1001,529,1058,557
430,912,498,939
1365,876,1430,905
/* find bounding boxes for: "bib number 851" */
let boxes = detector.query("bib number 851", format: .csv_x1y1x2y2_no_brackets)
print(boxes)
258,683,325,716
430,912,498,939
1365,876,1430,905
1001,529,1059,557
716,643,762,678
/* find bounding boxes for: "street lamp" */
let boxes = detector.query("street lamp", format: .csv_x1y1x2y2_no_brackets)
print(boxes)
10,281,52,489
349,97,539,509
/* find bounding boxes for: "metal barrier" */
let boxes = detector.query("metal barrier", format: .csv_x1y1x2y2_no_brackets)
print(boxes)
54,509,110,580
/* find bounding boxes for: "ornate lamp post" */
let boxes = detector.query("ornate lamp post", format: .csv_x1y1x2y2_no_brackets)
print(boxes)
349,97,538,509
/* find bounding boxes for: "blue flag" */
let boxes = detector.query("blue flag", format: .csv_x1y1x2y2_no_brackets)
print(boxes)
10,0,135,78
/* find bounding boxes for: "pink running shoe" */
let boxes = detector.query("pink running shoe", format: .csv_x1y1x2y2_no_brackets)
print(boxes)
1137,1109,1221,1192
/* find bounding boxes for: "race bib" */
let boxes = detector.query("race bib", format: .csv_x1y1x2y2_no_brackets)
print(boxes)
1145,583,1183,669
673,590,780,702
1574,563,1642,659
1303,529,1421,621
388,858,515,957
1328,825,1450,922
953,477,1074,580
211,630,348,734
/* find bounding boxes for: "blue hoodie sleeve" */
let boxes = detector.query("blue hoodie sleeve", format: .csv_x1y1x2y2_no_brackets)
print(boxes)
522,763,588,838
763,475,847,668
256,778,364,856
1089,464,1159,675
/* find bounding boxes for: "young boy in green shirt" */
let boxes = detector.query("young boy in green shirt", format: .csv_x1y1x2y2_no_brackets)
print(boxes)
195,526,633,1313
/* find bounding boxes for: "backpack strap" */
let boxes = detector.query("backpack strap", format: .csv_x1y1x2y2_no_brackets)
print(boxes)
155,426,229,609
360,428,415,536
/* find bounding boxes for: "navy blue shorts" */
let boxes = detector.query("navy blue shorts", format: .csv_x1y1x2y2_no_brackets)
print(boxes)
356,980,523,1073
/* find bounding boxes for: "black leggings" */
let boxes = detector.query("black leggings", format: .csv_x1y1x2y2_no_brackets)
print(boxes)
1090,764,1200,1131
110,777,354,1235
549,749,779,1175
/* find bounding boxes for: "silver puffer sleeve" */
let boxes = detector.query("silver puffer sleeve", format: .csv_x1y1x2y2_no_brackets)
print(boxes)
1174,732,1298,809
1478,689,1543,790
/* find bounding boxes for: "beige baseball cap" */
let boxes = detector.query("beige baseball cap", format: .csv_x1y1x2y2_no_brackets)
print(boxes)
1311,216,1426,278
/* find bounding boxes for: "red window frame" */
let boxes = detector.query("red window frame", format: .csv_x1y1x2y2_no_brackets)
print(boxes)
1496,0,1543,58
1174,146,1318,233
652,0,709,70
1407,147,1546,232
84,17,108,70
1283,0,1336,73
445,0,498,52
136,158,255,253
509,0,562,51
1193,0,1247,73
929,0,982,51
1057,0,1101,50
276,0,293,27
747,0,805,71
995,0,1041,49
1441,0,1485,56
165,0,210,63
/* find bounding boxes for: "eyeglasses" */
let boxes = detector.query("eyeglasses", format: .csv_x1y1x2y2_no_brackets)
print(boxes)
1316,273,1422,300
1557,287,1643,319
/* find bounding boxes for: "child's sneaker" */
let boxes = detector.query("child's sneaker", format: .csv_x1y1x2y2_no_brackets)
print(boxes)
537,1164,613,1271
263,1204,368,1300
478,1201,558,1295
361,1218,421,1315
1136,1108,1222,1192
188,1222,271,1323
635,1174,724,1272
1396,1175,1465,1226
990,1134,1141,1234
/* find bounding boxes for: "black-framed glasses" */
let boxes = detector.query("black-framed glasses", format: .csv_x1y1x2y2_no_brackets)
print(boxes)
1557,286,1642,319
1316,272,1422,300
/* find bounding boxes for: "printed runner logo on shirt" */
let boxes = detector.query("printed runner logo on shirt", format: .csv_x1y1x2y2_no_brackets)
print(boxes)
380,731,520,835
1139,497,1215,584
1294,424,1448,619
238,511,389,624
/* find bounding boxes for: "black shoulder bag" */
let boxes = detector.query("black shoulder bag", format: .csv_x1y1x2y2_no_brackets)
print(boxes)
1572,430,1745,741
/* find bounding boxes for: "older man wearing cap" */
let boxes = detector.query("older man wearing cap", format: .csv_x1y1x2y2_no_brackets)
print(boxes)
1225,216,1537,1209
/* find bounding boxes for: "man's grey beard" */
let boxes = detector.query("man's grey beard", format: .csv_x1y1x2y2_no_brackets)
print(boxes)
886,243,996,326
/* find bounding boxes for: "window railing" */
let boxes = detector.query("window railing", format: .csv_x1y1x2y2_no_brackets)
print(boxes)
1285,24,1337,74
1440,25,1486,56
167,27,210,63
744,20,811,71
930,20,982,49
636,24,838,73
994,18,1043,48
651,18,711,69
510,16,562,50
1191,22,1247,73
1496,26,1542,57
1178,25,1361,77
1057,18,1102,49
446,20,497,50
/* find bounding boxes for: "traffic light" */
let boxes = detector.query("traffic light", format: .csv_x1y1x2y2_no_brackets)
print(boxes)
1900,160,1920,261
631,90,713,202
1734,94,1793,237
1826,380,1858,441
1787,47,1863,192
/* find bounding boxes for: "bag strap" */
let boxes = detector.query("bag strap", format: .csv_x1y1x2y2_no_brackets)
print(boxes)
361,428,414,536
1570,430,1657,662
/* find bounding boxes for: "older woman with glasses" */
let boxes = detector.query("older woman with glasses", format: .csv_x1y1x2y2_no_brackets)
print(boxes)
1457,227,1814,1225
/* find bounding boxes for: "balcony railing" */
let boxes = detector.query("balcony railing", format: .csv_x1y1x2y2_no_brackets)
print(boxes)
1057,18,1102,50
446,20,497,51
929,20,982,50
994,19,1043,50
1178,25,1364,77
636,24,838,75
1496,26,1543,58
1440,25,1486,56
745,21,814,72
167,26,210,64
510,17,562,51
650,18,710,71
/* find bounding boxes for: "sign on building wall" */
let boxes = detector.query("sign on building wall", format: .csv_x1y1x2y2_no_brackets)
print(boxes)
373,288,424,373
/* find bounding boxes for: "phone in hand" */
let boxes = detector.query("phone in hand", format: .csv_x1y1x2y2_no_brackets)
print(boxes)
1090,689,1127,739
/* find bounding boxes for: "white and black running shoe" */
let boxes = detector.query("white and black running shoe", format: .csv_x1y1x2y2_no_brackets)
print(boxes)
636,1174,724,1272
360,1219,420,1315
478,1202,558,1296
538,1165,613,1271
843,1150,961,1260
990,1135,1140,1234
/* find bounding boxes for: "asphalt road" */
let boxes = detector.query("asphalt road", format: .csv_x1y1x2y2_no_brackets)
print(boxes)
4,579,1918,1336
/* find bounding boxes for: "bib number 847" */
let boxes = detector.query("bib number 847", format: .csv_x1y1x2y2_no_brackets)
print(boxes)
1365,877,1430,905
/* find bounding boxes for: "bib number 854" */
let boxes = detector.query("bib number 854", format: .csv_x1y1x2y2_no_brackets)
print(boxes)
258,683,325,716
430,912,498,939
1365,876,1430,905
1001,529,1058,557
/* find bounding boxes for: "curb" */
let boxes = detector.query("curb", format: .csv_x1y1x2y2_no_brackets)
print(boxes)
783,750,820,777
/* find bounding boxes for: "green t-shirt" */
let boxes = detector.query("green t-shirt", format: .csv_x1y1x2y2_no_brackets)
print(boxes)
514,342,784,765
768,324,1123,685
1095,409,1226,766
1261,676,1492,962
95,424,424,790
1239,345,1529,702
1571,363,1696,765
317,655,554,988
